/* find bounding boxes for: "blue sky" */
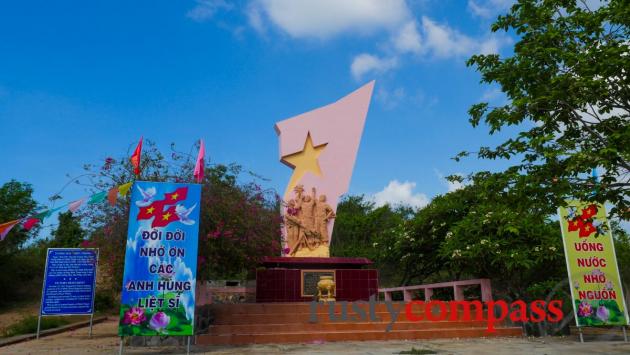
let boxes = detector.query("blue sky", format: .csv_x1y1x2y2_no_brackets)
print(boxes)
0,0,521,233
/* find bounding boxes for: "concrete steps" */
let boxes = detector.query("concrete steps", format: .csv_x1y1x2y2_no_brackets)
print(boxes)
195,302,523,345
209,320,490,333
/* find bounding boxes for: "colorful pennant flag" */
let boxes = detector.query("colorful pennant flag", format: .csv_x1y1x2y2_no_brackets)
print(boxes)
1,181,133,241
0,220,21,241
119,182,132,197
69,198,86,213
22,207,62,230
130,137,143,176
23,217,40,231
88,191,107,204
35,210,54,220
194,139,205,183
107,186,119,206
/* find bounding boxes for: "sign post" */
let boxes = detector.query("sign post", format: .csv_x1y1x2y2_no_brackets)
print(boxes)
38,248,99,339
118,182,201,353
559,201,629,342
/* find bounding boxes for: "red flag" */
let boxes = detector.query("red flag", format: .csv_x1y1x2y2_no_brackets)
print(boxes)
130,137,143,176
194,139,205,183
137,201,166,220
567,218,583,232
151,205,179,228
164,187,188,203
581,204,598,219
23,218,40,231
579,222,596,238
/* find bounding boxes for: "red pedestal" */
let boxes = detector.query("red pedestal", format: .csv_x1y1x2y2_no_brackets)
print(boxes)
255,257,379,302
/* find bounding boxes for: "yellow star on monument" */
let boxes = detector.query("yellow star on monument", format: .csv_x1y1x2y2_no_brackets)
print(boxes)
171,193,179,200
281,132,327,197
147,206,155,214
162,212,172,221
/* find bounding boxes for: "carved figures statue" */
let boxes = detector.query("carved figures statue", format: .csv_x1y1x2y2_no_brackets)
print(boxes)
315,194,335,243
285,199,300,249
285,185,335,256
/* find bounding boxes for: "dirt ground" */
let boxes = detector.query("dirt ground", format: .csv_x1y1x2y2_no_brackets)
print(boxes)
0,302,94,337
2,318,630,354
0,303,40,328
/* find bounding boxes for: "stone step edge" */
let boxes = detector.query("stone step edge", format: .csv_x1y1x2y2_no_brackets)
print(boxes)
199,326,523,337
210,320,492,326
211,310,479,316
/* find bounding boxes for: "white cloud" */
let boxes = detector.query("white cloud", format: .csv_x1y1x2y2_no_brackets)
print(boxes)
373,180,429,209
421,16,477,58
468,0,515,19
200,1,512,79
393,21,422,54
435,170,467,193
480,86,510,105
187,0,233,22
420,17,511,59
349,17,511,79
376,86,406,110
446,180,464,192
252,0,410,39
246,2,266,34
478,35,512,55
351,54,398,80
481,87,502,101
445,176,465,193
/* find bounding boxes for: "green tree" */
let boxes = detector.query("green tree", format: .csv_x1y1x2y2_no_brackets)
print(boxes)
376,174,567,300
50,211,85,248
330,195,414,286
436,174,566,301
81,140,281,294
0,181,38,249
612,221,630,287
330,195,409,259
459,0,630,218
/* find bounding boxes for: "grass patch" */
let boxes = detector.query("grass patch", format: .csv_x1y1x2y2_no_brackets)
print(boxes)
1,315,70,338
399,348,437,354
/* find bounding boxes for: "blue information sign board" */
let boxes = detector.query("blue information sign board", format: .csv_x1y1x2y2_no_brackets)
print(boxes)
40,248,99,315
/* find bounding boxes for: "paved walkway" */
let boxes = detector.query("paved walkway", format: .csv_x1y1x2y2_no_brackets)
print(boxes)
2,319,630,354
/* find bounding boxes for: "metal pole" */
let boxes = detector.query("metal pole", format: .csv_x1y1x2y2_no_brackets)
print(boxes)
118,337,124,355
623,326,628,342
37,249,52,340
187,336,191,354
36,314,42,339
578,326,584,343
90,249,99,339
89,312,94,337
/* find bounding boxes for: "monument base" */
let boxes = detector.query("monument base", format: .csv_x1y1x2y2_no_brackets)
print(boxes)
255,257,378,302
291,244,329,257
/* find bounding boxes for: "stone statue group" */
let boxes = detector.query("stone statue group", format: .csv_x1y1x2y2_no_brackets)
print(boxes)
285,185,335,256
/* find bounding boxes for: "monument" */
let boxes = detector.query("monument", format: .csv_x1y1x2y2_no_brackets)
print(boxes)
255,82,379,302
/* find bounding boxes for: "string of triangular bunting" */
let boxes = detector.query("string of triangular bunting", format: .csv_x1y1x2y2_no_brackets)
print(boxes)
1,136,206,242
0,182,132,242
